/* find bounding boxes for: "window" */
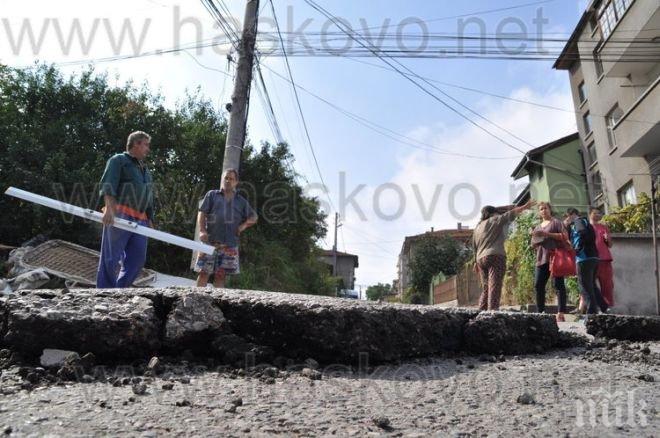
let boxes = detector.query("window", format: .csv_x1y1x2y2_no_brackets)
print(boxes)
613,0,631,17
598,0,632,39
606,104,624,149
583,111,593,135
586,142,597,166
578,81,587,104
592,171,603,198
593,42,604,78
618,181,636,206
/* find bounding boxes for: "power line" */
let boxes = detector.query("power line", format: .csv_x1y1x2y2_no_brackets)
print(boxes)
264,31,658,45
261,62,520,161
37,36,656,127
270,0,335,212
321,0,560,35
254,59,309,184
303,0,595,178
305,53,656,126
343,224,402,257
38,30,660,69
202,0,309,184
303,0,531,156
254,61,285,144
201,0,240,46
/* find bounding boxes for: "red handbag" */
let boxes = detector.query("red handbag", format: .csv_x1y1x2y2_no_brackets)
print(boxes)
550,247,576,277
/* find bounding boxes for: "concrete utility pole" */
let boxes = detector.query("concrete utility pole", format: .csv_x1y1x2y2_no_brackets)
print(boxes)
222,0,260,173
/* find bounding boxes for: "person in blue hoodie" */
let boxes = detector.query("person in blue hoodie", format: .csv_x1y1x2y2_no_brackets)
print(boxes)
564,208,608,315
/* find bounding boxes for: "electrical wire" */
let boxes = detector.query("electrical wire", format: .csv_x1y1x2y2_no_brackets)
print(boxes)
270,0,336,212
303,0,593,178
261,62,520,160
303,0,530,155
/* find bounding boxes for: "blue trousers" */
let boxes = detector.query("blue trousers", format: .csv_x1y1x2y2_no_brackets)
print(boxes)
96,213,149,288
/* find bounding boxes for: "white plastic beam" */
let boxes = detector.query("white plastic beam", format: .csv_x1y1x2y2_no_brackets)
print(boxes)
4,187,216,255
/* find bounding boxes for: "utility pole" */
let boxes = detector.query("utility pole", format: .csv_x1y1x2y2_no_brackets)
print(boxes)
222,0,260,173
332,212,341,277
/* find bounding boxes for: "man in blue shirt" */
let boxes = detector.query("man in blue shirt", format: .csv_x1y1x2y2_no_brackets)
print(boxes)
564,208,608,315
96,131,154,288
194,168,257,288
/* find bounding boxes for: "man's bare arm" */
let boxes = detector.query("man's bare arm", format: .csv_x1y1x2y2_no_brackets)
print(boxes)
197,211,209,242
238,215,258,235
102,195,117,225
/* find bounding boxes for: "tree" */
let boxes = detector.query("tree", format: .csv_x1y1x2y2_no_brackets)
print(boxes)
0,63,333,295
408,235,470,303
365,283,392,301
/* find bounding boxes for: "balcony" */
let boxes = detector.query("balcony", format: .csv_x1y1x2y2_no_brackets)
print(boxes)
616,76,660,158
600,2,660,78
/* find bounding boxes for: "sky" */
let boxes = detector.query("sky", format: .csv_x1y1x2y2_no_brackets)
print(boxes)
0,0,589,288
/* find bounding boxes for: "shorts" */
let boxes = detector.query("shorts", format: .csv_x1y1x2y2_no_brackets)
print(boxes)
194,245,239,276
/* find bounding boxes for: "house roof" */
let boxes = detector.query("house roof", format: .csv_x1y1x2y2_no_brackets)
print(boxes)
21,240,156,286
400,228,474,256
553,1,599,70
318,249,359,268
513,184,531,207
510,132,580,179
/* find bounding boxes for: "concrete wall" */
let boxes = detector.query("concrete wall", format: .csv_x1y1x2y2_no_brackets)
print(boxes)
609,233,659,316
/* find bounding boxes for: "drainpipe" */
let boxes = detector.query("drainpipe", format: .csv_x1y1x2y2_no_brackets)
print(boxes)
577,149,591,209
651,176,659,315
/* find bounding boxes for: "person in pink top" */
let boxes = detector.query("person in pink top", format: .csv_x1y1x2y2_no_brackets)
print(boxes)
589,207,614,307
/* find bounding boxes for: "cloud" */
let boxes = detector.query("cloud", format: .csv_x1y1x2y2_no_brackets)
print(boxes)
342,86,577,287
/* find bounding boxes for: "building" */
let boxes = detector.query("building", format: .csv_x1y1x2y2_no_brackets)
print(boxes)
318,249,359,290
554,0,660,213
511,132,591,212
396,224,473,296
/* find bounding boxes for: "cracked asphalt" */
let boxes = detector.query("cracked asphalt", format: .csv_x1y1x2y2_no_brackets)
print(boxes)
0,342,657,437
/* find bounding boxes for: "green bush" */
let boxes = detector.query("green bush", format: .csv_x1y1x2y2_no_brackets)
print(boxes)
401,287,424,305
503,212,580,306
503,212,537,305
565,276,581,307
603,192,657,233
366,283,392,301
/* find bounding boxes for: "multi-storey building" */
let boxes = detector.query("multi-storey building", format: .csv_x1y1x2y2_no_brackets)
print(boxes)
396,225,473,296
554,0,659,212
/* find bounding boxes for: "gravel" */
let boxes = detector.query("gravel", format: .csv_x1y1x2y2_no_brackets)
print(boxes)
0,344,657,436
